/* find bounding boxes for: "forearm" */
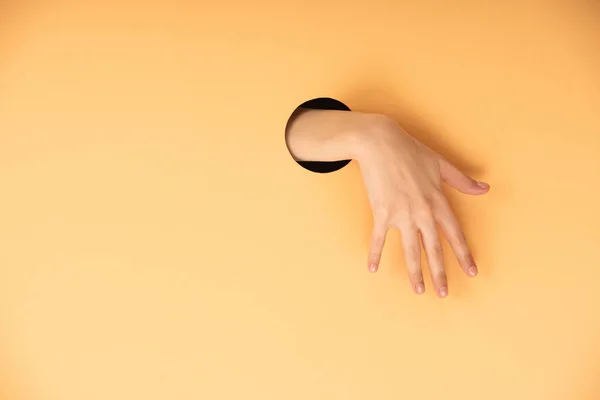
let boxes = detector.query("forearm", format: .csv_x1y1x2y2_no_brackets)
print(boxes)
285,108,384,162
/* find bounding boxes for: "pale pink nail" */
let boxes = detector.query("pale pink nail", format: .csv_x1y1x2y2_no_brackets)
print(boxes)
369,264,378,273
415,283,425,294
438,286,448,298
468,266,478,277
476,181,489,189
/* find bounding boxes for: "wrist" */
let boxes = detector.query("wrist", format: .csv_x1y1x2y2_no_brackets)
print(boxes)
285,108,392,164
350,112,395,163
285,108,380,163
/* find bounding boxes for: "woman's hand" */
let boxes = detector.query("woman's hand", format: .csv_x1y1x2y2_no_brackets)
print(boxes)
357,115,489,298
286,108,490,298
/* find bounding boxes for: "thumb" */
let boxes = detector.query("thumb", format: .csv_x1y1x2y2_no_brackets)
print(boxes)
439,158,490,195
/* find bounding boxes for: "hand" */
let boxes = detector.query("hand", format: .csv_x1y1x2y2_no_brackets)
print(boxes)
356,115,490,298
285,108,490,298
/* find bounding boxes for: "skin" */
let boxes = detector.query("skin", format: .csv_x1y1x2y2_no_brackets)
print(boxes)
285,107,490,298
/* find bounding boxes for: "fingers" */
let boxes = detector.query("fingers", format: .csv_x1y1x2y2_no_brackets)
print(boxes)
399,224,425,294
369,215,426,295
439,158,490,196
367,215,388,273
418,215,448,298
435,197,478,278
368,192,478,298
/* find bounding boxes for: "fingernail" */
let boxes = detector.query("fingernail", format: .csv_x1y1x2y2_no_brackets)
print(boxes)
438,286,448,298
415,283,425,294
476,181,489,189
369,264,378,273
468,266,478,277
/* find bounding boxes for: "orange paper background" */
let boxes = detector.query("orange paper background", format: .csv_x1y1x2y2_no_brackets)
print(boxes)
1,1,600,399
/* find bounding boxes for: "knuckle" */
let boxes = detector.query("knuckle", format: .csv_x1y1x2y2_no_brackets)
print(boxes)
393,204,411,219
464,253,475,266
370,237,384,249
410,271,424,283
451,231,467,248
369,247,382,258
433,272,447,284
406,244,421,262
450,234,471,261
369,239,383,250
431,189,446,204
457,250,472,266
431,243,443,258
393,213,412,230
373,204,392,222
413,205,434,223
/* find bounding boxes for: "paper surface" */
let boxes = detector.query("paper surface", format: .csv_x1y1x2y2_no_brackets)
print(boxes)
1,1,599,399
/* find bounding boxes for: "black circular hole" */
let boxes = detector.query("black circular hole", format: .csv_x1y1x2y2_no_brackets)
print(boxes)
285,97,352,173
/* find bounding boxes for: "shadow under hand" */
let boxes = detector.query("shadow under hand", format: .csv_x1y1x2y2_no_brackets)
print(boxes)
0,0,36,66
342,78,485,177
